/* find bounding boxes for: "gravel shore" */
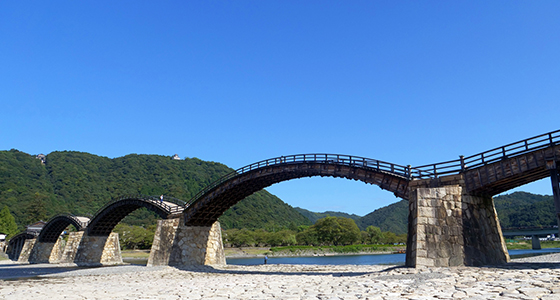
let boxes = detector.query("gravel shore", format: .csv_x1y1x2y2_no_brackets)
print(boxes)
1,254,560,299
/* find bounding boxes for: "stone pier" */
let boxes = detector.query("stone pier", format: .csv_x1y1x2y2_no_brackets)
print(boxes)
406,177,509,267
17,239,37,263
59,231,85,263
73,232,122,266
148,218,225,267
28,238,65,263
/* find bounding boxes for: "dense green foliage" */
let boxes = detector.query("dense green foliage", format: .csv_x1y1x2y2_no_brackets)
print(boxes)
113,223,156,250
0,206,18,238
494,192,556,228
0,150,310,231
223,217,406,247
356,200,409,234
294,207,361,224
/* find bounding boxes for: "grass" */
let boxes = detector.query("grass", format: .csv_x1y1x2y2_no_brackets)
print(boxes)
224,247,270,256
121,249,150,259
506,240,560,250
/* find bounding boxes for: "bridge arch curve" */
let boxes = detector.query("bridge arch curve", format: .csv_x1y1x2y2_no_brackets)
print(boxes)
6,232,36,260
38,214,90,243
87,195,185,236
183,154,413,226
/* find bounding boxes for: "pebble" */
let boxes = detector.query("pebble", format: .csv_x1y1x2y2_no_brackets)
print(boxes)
2,254,560,299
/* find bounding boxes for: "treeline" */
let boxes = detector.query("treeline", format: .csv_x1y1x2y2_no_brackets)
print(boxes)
223,216,407,248
112,216,407,250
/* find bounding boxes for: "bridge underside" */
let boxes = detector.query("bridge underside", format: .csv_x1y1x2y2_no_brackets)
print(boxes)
464,146,560,196
88,201,169,236
184,162,409,226
39,216,86,243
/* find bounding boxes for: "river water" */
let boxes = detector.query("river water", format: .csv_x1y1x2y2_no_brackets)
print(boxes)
225,248,560,266
123,248,560,266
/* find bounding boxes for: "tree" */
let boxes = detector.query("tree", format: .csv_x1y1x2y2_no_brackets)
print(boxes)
365,226,383,244
0,206,18,238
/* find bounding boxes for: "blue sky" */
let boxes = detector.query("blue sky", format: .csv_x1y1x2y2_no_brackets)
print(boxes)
1,2,559,215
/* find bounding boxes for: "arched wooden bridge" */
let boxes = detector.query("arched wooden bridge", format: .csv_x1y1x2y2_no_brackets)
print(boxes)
38,214,90,243
183,129,560,226
87,195,186,236
7,129,560,268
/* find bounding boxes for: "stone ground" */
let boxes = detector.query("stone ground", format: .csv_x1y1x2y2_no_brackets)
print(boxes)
2,254,560,299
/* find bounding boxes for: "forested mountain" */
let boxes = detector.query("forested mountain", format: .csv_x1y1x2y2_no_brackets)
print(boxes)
0,150,310,231
294,207,361,224
494,192,555,228
295,192,557,234
1,149,556,234
356,200,409,234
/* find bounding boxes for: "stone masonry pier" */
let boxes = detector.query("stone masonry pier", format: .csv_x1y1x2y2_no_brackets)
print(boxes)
148,218,225,267
406,175,509,267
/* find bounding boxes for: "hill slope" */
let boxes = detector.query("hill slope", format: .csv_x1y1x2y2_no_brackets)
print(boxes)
295,192,557,235
293,207,361,224
0,150,310,230
356,200,409,234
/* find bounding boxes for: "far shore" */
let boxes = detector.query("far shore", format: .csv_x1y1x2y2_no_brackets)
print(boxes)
120,242,560,261
120,246,404,260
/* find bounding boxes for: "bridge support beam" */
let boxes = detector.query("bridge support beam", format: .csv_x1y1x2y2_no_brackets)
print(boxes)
548,165,560,236
147,218,225,267
28,238,65,263
72,232,122,266
406,184,509,267
532,235,542,250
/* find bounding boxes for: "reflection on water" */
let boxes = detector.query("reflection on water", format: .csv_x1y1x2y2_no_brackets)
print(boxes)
123,248,560,266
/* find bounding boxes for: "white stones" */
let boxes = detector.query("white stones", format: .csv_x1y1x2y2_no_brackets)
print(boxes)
4,262,560,300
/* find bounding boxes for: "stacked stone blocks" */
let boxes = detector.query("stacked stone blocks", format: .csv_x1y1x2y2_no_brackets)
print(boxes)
407,182,509,267
148,218,225,266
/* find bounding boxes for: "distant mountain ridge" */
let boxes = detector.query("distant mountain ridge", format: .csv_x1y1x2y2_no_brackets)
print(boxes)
294,207,361,224
0,149,554,234
295,192,557,235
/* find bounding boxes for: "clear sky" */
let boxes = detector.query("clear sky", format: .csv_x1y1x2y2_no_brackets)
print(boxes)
1,2,559,215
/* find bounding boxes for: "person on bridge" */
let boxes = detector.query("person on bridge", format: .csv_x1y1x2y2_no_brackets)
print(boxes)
160,195,163,204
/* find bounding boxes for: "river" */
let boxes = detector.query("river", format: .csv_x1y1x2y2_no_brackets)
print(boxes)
124,248,560,266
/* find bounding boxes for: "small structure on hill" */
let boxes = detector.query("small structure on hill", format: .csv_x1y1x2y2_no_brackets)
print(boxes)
36,154,46,164
172,154,181,160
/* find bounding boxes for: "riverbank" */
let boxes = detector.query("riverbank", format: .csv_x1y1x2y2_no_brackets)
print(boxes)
2,254,560,299
121,246,404,261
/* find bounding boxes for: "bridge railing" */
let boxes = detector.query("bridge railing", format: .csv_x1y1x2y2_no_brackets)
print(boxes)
92,195,187,217
413,129,560,179
186,153,415,206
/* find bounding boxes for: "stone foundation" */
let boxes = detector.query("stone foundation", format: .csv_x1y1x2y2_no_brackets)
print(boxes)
73,232,122,266
406,184,509,267
28,238,65,263
17,239,37,263
59,231,85,263
148,218,225,266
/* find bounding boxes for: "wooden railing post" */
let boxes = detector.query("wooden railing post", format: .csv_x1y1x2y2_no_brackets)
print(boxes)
460,155,465,171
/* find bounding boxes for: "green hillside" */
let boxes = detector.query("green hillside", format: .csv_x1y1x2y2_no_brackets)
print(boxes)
294,207,361,224
356,200,409,234
0,150,310,231
295,192,558,235
494,192,555,228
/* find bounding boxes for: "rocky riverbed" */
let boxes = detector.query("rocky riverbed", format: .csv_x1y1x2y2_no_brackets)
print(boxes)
1,254,560,299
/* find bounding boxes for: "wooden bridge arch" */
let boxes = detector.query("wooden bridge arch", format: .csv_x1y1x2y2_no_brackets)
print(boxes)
38,214,90,243
183,154,414,226
6,232,36,260
87,195,185,236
